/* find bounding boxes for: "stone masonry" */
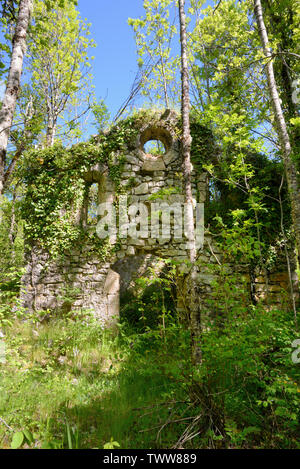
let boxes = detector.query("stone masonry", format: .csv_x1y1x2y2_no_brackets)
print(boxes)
21,110,298,326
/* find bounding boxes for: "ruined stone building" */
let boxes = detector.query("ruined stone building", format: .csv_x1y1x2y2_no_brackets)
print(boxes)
21,110,298,326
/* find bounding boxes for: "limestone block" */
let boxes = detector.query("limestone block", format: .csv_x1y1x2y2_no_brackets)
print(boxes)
163,150,178,165
125,155,140,165
128,238,145,246
103,269,120,295
126,246,135,256
269,272,289,283
142,159,166,172
106,293,120,323
89,282,104,290
153,176,164,182
92,273,105,282
158,238,170,245
135,183,149,195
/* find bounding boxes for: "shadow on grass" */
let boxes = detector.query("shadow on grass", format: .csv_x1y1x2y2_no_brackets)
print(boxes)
46,359,188,449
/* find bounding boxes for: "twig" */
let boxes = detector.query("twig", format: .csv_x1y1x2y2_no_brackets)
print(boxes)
207,240,221,266
213,0,222,14
132,400,188,412
0,417,13,432
279,175,298,329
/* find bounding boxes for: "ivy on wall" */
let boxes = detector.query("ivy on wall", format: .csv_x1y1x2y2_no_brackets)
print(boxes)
20,109,215,260
20,117,139,259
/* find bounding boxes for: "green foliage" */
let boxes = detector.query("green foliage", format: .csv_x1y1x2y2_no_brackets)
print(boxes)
20,117,139,258
103,437,120,449
0,197,24,274
190,118,216,170
195,307,300,448
0,276,300,449
91,99,110,133
128,0,180,107
10,431,24,449
11,429,34,449
26,0,96,145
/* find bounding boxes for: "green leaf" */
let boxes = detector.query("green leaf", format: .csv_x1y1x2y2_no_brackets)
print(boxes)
11,432,24,449
23,429,34,445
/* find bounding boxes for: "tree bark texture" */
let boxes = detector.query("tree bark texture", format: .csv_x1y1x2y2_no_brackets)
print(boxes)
254,0,300,270
0,0,32,194
179,0,202,365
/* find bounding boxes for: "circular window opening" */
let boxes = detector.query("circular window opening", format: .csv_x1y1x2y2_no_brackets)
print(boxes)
143,139,166,157
140,126,172,157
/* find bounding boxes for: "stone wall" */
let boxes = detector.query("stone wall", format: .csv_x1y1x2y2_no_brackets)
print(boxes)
21,246,120,327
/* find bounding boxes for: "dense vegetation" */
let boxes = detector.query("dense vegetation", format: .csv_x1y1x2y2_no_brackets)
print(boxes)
0,0,300,450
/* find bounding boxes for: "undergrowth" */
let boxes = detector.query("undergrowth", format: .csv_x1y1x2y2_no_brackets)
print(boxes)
0,301,300,449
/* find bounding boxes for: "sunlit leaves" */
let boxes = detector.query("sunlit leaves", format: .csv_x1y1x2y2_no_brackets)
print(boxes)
128,0,180,107
26,0,96,145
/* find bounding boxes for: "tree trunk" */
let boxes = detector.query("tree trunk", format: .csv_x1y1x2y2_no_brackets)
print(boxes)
262,0,300,171
46,120,57,147
178,0,202,364
0,0,32,195
254,0,300,270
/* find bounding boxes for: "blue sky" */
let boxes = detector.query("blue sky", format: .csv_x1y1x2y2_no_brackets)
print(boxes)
0,1,145,112
77,0,146,119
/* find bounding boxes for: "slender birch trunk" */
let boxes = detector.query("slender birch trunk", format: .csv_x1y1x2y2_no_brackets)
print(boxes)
46,120,57,147
254,0,300,270
178,0,202,364
0,0,32,195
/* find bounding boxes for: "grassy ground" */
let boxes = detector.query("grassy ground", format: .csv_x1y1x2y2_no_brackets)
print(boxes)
0,313,191,449
1,306,300,449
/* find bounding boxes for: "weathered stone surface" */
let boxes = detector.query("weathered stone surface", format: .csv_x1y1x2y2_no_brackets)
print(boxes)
142,158,166,172
134,182,149,195
163,150,178,165
125,155,140,165
126,246,135,256
21,110,298,327
104,269,120,295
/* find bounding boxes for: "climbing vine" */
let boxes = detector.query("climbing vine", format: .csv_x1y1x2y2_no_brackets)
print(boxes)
20,117,139,259
20,109,216,260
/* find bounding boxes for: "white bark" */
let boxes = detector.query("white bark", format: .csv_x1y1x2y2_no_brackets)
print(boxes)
179,0,202,364
0,0,32,195
254,0,300,267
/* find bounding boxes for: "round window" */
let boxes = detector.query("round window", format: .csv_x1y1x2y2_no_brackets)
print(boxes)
143,139,166,156
140,127,171,157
